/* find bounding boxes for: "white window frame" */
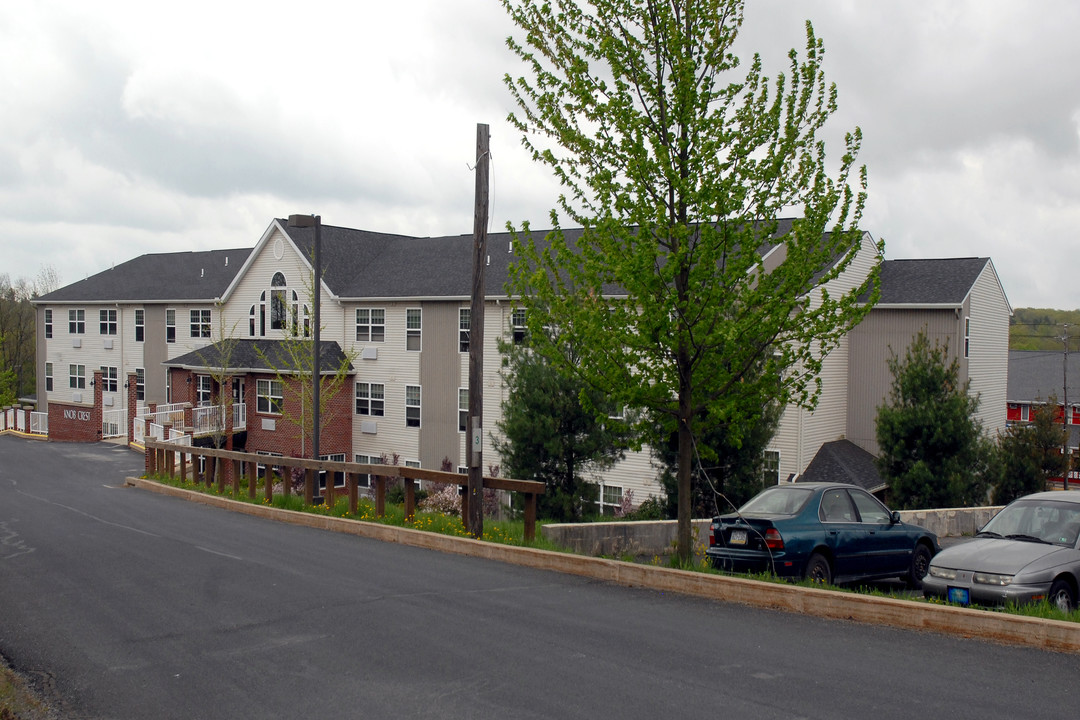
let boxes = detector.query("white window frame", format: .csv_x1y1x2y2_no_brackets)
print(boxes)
100,366,118,393
134,309,145,342
458,388,468,432
44,309,52,339
256,379,283,415
166,309,176,343
459,308,470,353
69,364,85,390
45,362,53,392
511,308,527,344
355,382,385,416
355,308,386,343
405,385,421,428
68,308,85,334
406,308,422,351
762,450,781,486
190,309,211,338
195,375,213,405
599,483,624,514
99,309,117,336
136,368,145,401
964,316,970,358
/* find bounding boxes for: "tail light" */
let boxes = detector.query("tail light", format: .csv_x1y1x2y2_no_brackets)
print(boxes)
709,523,718,546
764,528,784,550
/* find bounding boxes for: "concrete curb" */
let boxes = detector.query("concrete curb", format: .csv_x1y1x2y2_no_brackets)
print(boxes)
127,477,1080,653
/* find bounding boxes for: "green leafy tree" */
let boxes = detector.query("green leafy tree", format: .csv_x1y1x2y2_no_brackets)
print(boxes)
494,338,636,522
502,0,876,559
993,398,1068,505
875,331,989,509
654,397,782,519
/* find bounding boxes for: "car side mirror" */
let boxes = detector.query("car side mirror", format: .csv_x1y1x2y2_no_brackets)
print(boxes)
891,510,901,525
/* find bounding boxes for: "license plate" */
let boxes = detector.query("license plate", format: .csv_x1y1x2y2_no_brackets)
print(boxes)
947,587,970,605
729,529,747,545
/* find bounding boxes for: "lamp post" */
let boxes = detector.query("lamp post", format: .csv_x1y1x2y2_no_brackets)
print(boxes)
287,213,321,461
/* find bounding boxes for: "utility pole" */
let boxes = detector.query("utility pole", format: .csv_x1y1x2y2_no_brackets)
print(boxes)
467,123,489,538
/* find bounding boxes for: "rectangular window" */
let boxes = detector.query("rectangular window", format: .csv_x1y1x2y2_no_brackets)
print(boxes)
196,375,212,405
459,388,468,432
353,454,374,488
68,309,85,334
257,379,283,415
406,308,422,351
135,309,144,341
44,309,52,339
600,484,623,514
136,368,145,401
459,308,470,352
355,308,385,342
256,450,283,480
964,316,970,358
45,363,53,392
405,385,421,427
166,309,176,343
100,366,118,393
69,364,85,389
166,372,172,403
355,382,385,416
99,309,117,335
319,453,347,490
762,450,781,487
512,308,527,344
190,309,211,338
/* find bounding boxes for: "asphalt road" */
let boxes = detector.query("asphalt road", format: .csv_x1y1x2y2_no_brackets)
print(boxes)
1,435,1078,719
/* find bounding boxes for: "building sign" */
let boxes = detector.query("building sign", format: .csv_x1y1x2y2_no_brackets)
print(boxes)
63,409,92,422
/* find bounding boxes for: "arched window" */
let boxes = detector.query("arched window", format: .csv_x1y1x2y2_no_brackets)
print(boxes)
248,305,256,337
270,272,287,331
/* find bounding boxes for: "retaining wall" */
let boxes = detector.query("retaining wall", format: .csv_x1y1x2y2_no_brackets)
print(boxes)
541,506,1004,558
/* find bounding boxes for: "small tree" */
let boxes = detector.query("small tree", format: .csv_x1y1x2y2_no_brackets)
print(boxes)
502,0,876,560
195,302,242,449
993,398,1068,505
494,337,636,522
256,264,356,459
875,330,989,509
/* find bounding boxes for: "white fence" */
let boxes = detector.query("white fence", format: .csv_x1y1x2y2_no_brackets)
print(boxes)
30,412,47,435
193,403,247,435
102,409,126,438
16,410,26,433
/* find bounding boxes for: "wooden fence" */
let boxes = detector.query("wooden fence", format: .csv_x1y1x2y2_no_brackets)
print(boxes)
142,439,545,541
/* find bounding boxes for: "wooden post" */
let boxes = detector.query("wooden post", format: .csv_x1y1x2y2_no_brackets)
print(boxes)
247,460,258,499
325,468,335,509
347,473,358,515
524,493,537,542
404,477,415,519
231,459,241,496
215,456,225,494
282,465,291,497
375,475,386,517
264,466,273,504
304,468,315,506
179,451,188,484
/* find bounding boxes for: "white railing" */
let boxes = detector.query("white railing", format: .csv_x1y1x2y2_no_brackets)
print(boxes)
16,411,27,433
30,412,47,435
192,402,246,435
193,405,225,435
102,409,126,438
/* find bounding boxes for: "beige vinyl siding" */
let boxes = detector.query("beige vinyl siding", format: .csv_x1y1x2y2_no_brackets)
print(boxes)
966,263,1011,439
419,302,461,470
845,308,963,456
142,305,169,404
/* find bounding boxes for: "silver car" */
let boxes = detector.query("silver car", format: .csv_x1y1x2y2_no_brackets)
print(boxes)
923,491,1080,611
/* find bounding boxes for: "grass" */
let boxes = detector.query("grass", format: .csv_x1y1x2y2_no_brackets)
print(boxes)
146,472,566,551
0,659,53,720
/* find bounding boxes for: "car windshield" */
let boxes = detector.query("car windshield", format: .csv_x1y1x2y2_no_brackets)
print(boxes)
739,486,814,516
981,499,1080,547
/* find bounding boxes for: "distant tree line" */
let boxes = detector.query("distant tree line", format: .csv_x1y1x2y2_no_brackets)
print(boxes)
0,268,60,406
1010,308,1080,351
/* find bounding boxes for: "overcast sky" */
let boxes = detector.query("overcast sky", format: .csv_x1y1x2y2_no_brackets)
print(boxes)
2,1,1078,309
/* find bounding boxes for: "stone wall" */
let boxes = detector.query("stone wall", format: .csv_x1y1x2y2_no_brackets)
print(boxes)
541,506,1004,558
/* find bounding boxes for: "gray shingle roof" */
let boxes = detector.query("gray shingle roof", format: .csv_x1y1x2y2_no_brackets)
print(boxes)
164,339,352,374
1007,350,1080,403
867,257,990,306
798,439,885,493
35,248,250,304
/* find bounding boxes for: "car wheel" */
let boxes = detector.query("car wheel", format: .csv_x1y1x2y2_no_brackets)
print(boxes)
906,543,933,589
1049,579,1075,612
805,553,832,585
